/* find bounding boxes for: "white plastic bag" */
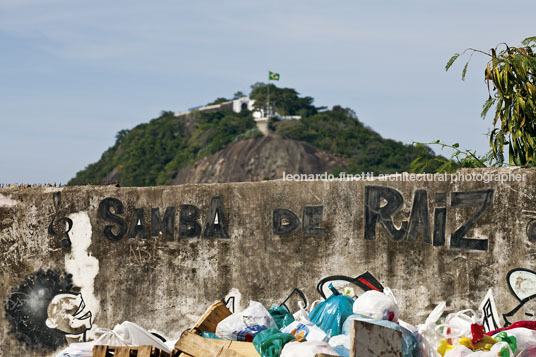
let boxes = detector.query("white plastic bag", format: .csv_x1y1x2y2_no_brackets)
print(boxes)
283,301,328,342
446,341,513,357
55,342,95,357
280,340,338,357
215,300,277,340
437,309,481,345
329,334,351,357
414,301,446,357
92,321,171,353
293,301,312,323
443,345,473,357
281,321,329,342
492,327,536,352
352,290,399,322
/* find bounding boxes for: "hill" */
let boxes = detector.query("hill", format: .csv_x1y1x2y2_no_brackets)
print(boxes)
172,134,345,184
68,84,440,186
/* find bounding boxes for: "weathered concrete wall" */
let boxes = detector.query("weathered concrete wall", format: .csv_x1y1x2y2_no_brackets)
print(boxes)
1,167,536,356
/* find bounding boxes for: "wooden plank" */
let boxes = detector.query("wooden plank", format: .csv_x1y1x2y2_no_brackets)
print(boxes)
135,345,152,357
192,301,232,333
92,345,108,357
92,345,171,357
114,347,131,357
350,320,403,357
175,330,260,357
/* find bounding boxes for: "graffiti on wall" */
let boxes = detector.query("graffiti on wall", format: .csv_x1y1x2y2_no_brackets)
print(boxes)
316,271,384,300
96,187,495,251
98,196,229,241
477,268,536,332
48,192,73,249
4,269,93,351
503,268,536,326
364,186,494,251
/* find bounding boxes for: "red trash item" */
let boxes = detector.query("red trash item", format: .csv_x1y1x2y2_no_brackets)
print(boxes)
486,321,536,335
471,323,484,343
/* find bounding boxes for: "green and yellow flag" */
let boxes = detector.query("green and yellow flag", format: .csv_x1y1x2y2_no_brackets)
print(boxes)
269,71,280,81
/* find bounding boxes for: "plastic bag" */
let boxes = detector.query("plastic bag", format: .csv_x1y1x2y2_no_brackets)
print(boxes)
201,331,222,339
92,321,171,353
517,346,536,357
233,325,267,342
438,309,481,345
55,342,95,357
216,300,277,340
493,332,517,354
280,340,338,357
329,334,351,357
352,289,399,322
491,327,536,353
281,320,329,342
293,301,312,323
444,341,512,357
269,305,295,329
413,301,445,357
442,345,473,357
342,314,419,357
309,284,353,337
252,328,296,357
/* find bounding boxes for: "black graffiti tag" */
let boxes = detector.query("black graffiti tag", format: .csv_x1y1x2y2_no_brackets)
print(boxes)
48,192,73,249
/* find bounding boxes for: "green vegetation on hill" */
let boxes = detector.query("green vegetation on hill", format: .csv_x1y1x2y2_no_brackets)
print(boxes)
68,110,258,186
273,104,438,174
69,84,443,186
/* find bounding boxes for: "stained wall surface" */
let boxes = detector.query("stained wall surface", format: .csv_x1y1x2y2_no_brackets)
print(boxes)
1,168,535,356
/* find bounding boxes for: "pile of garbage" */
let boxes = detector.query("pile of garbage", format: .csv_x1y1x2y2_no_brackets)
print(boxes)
57,277,536,357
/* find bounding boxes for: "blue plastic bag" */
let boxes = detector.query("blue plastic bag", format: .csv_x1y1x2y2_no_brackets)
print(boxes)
309,284,354,337
233,325,267,342
201,331,223,340
268,305,295,329
342,314,419,357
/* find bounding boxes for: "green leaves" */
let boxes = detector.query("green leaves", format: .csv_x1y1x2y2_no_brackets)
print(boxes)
445,53,460,71
522,36,536,46
447,37,536,167
461,62,469,80
481,97,496,118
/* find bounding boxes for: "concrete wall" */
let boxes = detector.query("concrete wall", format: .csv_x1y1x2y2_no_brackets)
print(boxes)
2,168,536,356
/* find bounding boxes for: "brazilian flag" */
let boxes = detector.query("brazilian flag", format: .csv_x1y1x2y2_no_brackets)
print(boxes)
269,71,280,81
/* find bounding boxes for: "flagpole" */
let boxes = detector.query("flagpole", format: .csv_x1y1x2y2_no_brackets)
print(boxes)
267,72,270,118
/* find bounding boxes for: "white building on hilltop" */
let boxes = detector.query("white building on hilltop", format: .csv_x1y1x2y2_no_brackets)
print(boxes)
175,96,301,135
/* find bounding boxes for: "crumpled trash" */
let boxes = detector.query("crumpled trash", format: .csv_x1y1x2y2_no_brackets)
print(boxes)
55,342,94,357
281,320,329,342
491,328,536,353
309,283,353,337
55,321,171,356
268,305,295,329
94,321,170,352
252,328,296,357
233,324,267,342
443,341,512,357
216,300,277,340
353,289,399,322
329,334,351,357
280,340,338,357
437,309,482,346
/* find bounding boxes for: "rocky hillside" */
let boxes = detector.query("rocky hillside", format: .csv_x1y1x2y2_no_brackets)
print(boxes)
68,84,441,186
173,135,345,184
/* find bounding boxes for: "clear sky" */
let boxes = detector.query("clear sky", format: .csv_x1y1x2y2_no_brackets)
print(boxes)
1,0,535,184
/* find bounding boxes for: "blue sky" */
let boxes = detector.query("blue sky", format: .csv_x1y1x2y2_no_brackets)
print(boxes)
1,0,535,184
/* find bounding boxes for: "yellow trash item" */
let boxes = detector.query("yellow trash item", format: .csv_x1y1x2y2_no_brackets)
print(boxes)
437,335,498,356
